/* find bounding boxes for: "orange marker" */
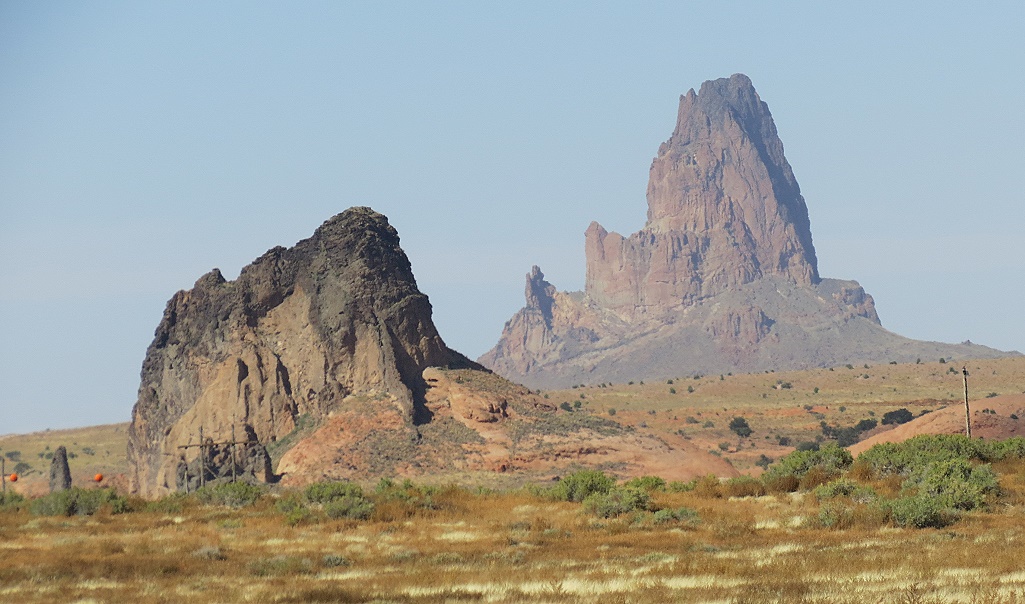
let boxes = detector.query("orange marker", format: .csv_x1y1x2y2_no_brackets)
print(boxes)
94,474,104,483
9,474,17,482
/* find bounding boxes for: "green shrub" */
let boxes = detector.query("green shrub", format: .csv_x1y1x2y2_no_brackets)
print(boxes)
547,470,616,502
31,487,130,516
667,479,696,493
304,481,365,504
0,490,25,511
582,487,650,518
323,495,374,520
762,443,852,487
623,476,666,492
195,481,263,508
881,408,914,426
885,495,956,529
373,479,442,512
857,434,996,478
729,417,752,438
854,418,878,432
913,458,997,511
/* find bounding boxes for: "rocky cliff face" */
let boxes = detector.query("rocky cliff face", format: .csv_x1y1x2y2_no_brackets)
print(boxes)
585,74,818,318
127,207,474,497
481,75,1012,387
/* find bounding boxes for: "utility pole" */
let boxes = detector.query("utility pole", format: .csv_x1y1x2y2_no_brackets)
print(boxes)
963,366,972,438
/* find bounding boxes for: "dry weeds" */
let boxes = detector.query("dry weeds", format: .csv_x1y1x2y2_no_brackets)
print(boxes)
3,473,1025,603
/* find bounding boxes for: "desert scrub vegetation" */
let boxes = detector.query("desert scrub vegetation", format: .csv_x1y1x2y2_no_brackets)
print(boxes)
29,486,130,516
8,440,1025,602
194,480,264,508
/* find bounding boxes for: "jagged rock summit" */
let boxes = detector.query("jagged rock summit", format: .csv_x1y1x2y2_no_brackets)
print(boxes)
129,207,731,497
587,74,818,317
127,207,476,497
481,74,1012,388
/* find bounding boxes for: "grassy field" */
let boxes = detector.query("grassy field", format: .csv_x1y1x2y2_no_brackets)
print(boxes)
2,357,1024,603
3,460,1025,603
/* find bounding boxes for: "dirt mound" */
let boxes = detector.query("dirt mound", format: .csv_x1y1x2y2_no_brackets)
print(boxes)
277,368,737,487
849,394,1025,456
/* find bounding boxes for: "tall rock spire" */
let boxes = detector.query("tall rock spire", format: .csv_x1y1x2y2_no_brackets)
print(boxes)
481,74,1011,389
585,74,819,317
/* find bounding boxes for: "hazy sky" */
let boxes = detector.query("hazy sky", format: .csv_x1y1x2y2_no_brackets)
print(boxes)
2,2,1022,434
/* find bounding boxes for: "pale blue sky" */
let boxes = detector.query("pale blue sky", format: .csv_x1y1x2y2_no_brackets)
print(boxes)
2,2,1022,434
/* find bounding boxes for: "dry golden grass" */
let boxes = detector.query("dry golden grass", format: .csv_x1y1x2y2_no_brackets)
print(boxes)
2,357,1024,601
3,471,1025,603
552,357,1025,472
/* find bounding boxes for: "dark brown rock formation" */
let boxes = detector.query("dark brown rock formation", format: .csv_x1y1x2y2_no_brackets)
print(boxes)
49,446,72,493
128,207,476,497
481,75,1014,388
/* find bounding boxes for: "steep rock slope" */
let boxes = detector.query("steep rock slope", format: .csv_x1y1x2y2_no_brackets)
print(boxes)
127,207,475,497
481,75,1013,388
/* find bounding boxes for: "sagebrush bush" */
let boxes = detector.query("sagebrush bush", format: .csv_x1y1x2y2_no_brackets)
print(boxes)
624,475,667,492
195,481,263,508
582,486,650,518
912,458,998,511
763,443,852,486
546,470,616,502
30,487,129,516
856,434,998,478
304,480,365,504
884,495,956,528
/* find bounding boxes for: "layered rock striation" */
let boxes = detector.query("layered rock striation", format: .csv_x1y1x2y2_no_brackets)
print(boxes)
127,207,475,497
481,75,1012,387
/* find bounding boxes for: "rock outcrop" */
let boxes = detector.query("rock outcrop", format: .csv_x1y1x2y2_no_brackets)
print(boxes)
127,207,476,497
481,74,1014,388
586,74,818,318
129,207,728,497
49,446,72,493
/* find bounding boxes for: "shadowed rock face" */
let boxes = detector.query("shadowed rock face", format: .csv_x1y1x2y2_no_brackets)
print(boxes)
481,75,1014,388
128,207,476,497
